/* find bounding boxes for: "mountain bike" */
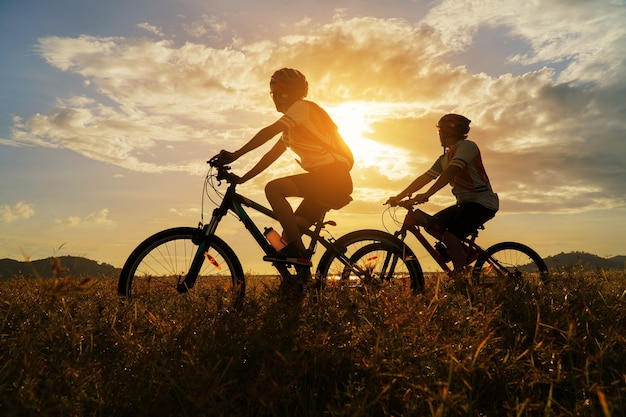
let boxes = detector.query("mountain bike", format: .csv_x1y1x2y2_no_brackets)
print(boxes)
380,199,548,287
117,159,423,309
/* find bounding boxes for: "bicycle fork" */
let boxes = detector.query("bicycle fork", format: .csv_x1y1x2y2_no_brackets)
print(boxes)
366,229,412,282
177,206,226,293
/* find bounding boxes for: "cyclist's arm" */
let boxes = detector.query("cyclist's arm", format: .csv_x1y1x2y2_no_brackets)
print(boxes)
414,165,462,202
238,140,287,183
236,121,285,156
386,173,433,204
214,121,285,164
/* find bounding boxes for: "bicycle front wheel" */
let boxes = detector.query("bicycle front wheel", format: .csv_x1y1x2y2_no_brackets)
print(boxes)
473,241,548,286
316,229,424,293
118,227,245,309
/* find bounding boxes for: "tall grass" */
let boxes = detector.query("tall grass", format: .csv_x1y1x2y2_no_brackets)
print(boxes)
0,267,624,416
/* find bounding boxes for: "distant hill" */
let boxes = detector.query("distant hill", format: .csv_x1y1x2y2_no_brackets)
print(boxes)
543,252,626,271
0,256,121,279
0,251,623,280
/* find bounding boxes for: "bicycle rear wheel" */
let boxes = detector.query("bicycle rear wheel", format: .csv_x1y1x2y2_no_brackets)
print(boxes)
473,241,548,286
316,229,424,293
118,227,245,309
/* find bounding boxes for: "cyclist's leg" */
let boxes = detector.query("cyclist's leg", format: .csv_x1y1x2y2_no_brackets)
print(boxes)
266,163,352,252
265,177,305,252
290,162,353,210
436,203,496,274
294,199,326,230
443,232,467,273
432,206,464,272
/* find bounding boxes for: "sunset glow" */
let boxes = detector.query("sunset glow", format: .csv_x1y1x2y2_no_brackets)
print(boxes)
2,0,626,273
330,102,378,165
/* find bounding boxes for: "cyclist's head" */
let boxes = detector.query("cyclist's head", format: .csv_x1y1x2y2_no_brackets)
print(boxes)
270,68,308,100
437,114,471,139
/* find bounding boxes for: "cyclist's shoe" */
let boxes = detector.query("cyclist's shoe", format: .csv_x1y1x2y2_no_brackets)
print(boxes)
263,244,312,266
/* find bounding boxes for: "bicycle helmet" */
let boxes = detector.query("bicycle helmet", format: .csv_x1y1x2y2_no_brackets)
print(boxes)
437,114,471,137
270,68,308,99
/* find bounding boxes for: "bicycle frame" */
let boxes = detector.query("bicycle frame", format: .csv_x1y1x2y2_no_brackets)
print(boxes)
179,166,342,291
392,206,503,278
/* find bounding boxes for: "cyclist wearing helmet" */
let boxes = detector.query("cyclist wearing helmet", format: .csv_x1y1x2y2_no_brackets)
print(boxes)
212,68,353,266
385,114,498,276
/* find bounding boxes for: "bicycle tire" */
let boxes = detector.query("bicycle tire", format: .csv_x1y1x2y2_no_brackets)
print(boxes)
118,227,245,308
316,229,424,293
473,241,548,286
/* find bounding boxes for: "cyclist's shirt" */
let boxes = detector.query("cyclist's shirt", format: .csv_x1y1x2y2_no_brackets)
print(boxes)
426,139,499,211
278,100,353,172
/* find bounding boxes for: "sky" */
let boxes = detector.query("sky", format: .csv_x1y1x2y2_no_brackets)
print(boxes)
1,0,625,274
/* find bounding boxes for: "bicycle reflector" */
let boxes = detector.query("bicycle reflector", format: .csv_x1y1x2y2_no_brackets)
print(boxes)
204,252,222,270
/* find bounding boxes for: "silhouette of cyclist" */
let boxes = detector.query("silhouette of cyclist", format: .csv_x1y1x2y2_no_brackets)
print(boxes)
386,114,498,276
212,68,353,266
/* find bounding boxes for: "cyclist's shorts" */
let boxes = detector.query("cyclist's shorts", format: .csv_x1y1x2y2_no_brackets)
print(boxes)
433,202,497,238
285,162,353,224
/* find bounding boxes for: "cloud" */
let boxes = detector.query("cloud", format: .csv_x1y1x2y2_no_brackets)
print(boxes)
137,22,164,37
0,202,35,223
182,14,229,40
4,3,626,214
55,208,113,226
426,0,626,85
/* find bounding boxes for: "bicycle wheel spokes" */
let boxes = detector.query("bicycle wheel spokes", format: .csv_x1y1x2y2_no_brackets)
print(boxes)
317,230,423,292
119,227,245,309
351,243,413,286
136,239,194,285
473,241,548,286
324,245,385,286
134,245,231,294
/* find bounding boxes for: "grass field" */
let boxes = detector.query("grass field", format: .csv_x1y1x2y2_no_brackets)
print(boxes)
1,267,624,416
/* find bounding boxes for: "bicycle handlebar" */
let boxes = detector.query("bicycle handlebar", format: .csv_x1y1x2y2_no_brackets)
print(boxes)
207,157,240,184
397,200,416,210
387,198,438,230
387,199,416,210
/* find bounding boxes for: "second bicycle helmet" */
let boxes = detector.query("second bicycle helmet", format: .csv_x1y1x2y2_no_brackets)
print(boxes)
437,114,471,137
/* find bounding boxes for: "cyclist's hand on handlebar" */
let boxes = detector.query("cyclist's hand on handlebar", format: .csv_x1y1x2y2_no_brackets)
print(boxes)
385,194,428,209
385,195,416,208
386,198,414,209
384,195,401,206
209,150,237,167
412,193,429,204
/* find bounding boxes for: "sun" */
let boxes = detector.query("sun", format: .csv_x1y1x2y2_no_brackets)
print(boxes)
330,102,369,143
328,101,385,167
